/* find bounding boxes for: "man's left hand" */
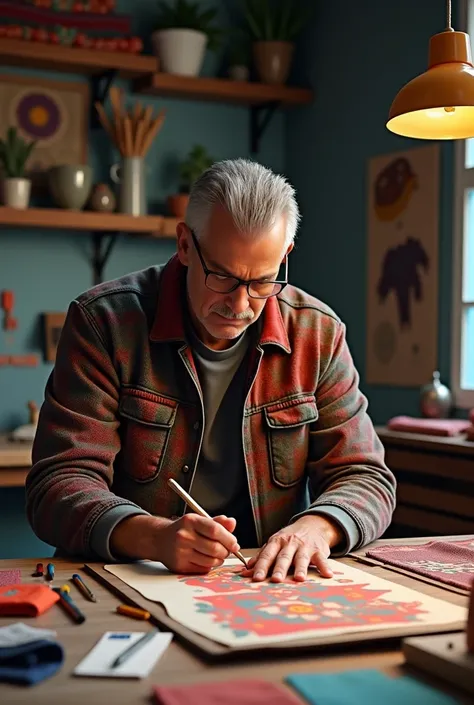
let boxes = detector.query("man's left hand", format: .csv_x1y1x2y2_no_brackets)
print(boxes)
241,515,344,583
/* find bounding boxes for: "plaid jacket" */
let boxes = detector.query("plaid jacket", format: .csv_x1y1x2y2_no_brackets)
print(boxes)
26,255,396,556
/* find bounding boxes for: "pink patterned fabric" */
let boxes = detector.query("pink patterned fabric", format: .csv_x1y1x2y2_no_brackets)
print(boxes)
0,569,21,586
387,415,471,436
367,539,474,590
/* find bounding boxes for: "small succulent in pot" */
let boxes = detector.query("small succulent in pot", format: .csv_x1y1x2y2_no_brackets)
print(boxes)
168,144,214,218
0,127,36,209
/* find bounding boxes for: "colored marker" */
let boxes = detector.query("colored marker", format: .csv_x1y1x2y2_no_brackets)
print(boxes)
34,562,44,577
53,587,86,624
46,563,54,581
116,604,150,620
60,584,70,594
72,573,97,602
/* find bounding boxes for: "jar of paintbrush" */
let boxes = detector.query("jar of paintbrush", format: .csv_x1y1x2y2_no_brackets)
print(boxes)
95,88,166,216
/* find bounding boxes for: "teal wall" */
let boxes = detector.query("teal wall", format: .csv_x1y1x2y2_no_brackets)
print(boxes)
0,0,462,558
287,0,457,424
0,0,284,558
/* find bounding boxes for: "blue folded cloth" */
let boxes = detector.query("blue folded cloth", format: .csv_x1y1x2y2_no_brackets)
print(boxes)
0,638,64,685
286,669,460,705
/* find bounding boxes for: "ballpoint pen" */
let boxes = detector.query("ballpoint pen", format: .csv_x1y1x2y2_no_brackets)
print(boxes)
111,629,158,668
167,478,248,568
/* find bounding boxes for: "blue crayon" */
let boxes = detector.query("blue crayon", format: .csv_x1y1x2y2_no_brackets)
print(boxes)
46,562,55,581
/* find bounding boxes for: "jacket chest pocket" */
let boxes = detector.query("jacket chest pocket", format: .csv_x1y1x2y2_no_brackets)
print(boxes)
118,389,177,483
264,395,318,487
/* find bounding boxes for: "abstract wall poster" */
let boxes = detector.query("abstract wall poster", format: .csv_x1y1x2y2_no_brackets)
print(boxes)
366,145,440,386
104,558,466,648
0,73,89,176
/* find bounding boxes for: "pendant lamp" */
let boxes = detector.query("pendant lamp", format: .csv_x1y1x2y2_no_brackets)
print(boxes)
387,0,474,139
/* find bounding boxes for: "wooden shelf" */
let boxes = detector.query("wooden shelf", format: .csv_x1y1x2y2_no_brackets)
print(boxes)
135,72,313,106
0,207,178,238
0,39,158,79
0,469,30,488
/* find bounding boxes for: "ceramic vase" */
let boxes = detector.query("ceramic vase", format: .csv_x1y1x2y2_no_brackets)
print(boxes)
48,164,92,210
110,157,146,216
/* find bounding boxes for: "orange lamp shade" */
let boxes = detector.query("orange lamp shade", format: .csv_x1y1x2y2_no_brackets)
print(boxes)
387,29,474,139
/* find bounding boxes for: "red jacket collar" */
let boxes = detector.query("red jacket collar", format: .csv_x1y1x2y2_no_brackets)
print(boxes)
150,255,291,353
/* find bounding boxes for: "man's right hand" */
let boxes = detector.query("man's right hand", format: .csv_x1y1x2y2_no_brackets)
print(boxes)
110,513,240,573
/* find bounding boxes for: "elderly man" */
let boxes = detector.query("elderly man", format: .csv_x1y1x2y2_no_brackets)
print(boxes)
27,158,396,583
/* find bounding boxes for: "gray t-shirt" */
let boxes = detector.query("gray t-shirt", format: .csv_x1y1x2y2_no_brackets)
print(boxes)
188,324,257,547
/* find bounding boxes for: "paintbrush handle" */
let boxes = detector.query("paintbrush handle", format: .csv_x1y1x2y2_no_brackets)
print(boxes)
167,479,248,568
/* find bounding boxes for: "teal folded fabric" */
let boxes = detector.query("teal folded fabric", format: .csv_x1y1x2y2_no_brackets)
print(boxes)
286,669,460,705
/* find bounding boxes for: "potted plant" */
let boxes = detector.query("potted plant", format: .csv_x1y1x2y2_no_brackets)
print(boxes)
152,0,221,77
243,0,311,84
168,144,214,218
0,127,36,210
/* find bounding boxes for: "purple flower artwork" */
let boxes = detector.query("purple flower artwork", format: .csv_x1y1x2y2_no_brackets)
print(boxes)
16,92,62,141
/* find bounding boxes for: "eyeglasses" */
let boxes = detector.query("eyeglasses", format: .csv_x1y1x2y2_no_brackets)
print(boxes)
190,230,288,300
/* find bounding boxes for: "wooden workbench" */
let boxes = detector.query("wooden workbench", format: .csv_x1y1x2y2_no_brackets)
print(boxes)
0,537,470,704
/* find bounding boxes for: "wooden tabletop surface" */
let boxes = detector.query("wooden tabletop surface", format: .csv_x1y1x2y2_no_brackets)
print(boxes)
0,537,471,704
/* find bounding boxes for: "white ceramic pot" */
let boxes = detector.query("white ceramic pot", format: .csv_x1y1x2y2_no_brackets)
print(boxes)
2,178,31,209
152,28,207,76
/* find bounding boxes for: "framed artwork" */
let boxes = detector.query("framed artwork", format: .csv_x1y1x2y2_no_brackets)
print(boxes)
366,144,440,386
0,73,89,172
43,312,67,362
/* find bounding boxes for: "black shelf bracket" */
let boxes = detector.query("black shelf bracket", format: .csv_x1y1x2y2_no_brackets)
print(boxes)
250,101,280,154
92,232,118,285
90,69,118,128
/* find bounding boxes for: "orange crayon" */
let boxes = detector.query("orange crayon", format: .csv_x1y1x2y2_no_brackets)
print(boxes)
116,604,150,620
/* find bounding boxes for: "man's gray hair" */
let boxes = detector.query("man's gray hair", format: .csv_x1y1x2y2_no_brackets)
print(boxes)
186,158,300,249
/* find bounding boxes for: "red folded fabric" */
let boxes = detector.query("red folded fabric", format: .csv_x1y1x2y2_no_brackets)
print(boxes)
469,408,474,424
0,584,59,617
154,679,302,705
367,539,474,590
387,415,471,436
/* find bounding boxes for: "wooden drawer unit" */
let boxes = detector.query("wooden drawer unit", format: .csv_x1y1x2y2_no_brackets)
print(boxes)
376,426,474,537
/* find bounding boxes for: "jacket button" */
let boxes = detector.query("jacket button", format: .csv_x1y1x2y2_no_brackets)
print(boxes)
193,421,200,430
170,514,178,521
182,464,190,473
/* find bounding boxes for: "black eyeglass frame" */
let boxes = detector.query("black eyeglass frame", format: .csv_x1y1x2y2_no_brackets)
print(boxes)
190,230,289,300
